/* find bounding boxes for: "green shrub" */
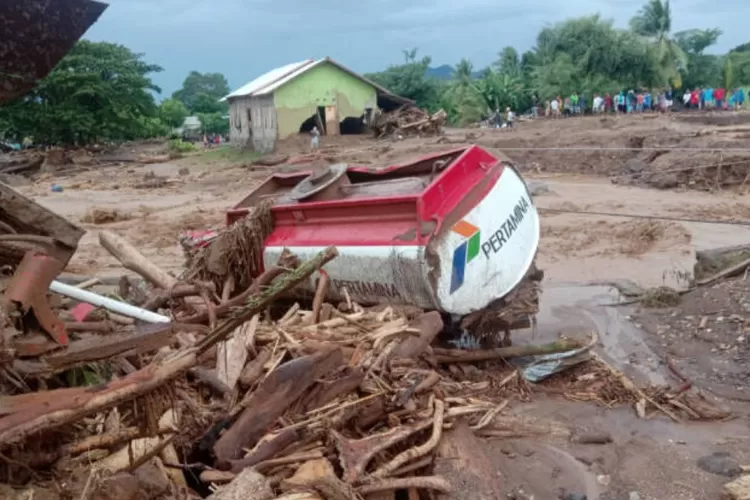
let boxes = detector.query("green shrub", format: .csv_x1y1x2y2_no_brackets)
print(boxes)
168,138,198,154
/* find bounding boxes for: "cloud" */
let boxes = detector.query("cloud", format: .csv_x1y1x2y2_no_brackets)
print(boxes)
84,0,749,97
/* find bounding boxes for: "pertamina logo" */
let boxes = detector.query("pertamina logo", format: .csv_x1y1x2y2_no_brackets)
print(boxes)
449,219,481,294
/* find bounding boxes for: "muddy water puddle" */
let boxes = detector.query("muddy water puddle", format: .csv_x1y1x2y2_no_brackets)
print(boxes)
502,284,750,499
518,284,668,386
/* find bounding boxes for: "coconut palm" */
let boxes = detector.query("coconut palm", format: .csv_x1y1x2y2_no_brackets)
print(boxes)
444,59,483,124
629,0,688,87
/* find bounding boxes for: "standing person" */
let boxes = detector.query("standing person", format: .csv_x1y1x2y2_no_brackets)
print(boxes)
505,107,515,130
579,93,587,114
310,125,320,151
738,88,746,109
604,92,613,113
644,91,652,112
492,108,502,128
691,88,700,109
570,92,579,114
683,90,691,108
636,92,644,113
531,94,539,119
626,90,635,114
593,94,603,113
715,87,725,109
665,87,674,109
551,97,560,118
563,95,571,116
545,100,551,117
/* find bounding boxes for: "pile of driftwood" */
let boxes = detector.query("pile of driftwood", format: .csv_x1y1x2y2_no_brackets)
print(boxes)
0,202,733,500
0,144,172,182
371,107,447,138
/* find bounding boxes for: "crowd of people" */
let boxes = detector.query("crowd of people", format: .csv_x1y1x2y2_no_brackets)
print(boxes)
681,87,746,109
541,87,746,117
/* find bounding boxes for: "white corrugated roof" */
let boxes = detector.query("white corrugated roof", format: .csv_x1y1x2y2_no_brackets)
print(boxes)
222,57,410,102
183,116,201,127
222,59,316,100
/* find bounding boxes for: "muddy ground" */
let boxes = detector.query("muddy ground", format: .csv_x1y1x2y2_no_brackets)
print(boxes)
13,112,750,499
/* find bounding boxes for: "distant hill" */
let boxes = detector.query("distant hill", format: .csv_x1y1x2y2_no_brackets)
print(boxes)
424,64,485,80
425,64,455,80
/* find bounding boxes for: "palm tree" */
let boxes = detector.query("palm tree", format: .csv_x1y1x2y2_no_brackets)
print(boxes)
445,59,483,124
629,0,687,87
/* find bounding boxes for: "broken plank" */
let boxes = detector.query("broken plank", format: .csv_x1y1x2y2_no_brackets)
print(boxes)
213,347,343,464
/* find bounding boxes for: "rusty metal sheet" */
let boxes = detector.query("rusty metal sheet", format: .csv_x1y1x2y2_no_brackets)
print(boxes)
0,0,108,103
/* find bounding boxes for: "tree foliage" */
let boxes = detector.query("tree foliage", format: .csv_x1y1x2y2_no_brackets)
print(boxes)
197,112,229,135
1,0,746,143
160,98,190,129
675,29,723,89
365,0,740,123
629,0,687,87
172,71,230,114
365,49,442,111
0,41,163,144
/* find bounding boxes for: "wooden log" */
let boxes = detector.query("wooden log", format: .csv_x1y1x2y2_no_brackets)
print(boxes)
373,400,444,478
432,338,580,364
25,427,146,467
99,230,177,289
213,347,343,465
40,324,177,372
226,428,300,473
389,311,443,360
255,451,325,473
239,348,272,388
142,283,216,311
295,340,355,362
357,477,451,495
299,367,364,412
206,468,274,500
189,367,232,396
433,421,503,499
310,271,329,324
0,350,196,446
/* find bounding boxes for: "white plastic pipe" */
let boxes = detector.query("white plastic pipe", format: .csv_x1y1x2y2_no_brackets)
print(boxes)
49,280,171,323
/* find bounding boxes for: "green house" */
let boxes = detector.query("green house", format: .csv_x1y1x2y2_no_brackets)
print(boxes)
223,57,408,153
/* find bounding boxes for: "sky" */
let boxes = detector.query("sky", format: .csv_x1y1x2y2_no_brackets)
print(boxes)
84,0,750,98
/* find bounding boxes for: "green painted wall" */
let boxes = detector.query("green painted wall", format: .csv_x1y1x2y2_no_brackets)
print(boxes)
273,62,377,138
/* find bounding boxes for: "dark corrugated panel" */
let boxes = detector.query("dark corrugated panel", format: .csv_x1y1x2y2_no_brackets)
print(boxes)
0,0,108,103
